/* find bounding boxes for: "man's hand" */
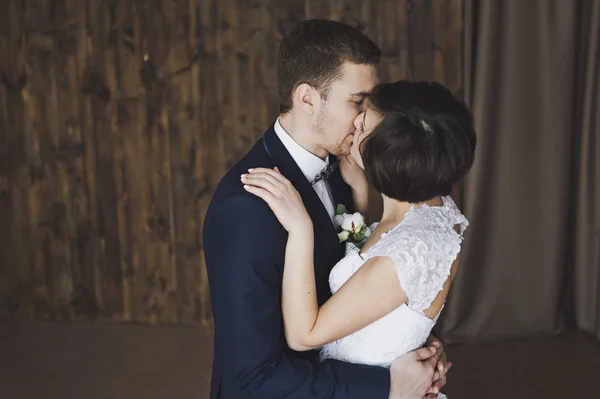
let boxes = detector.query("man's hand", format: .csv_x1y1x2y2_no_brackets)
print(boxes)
388,346,440,399
423,334,452,398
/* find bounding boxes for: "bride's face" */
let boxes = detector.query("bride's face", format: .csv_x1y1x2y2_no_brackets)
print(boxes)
350,108,382,169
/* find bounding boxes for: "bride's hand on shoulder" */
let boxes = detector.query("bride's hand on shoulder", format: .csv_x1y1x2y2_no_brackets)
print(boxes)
242,167,312,234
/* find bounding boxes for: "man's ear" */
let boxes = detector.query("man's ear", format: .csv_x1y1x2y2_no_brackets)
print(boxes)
294,83,319,115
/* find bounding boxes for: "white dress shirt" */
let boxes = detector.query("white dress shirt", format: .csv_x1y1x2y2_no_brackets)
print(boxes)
274,118,336,221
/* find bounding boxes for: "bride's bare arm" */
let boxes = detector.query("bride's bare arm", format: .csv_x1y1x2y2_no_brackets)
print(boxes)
242,167,409,351
241,166,456,356
282,237,407,351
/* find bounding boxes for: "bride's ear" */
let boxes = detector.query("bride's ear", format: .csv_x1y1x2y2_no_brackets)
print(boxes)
294,83,318,115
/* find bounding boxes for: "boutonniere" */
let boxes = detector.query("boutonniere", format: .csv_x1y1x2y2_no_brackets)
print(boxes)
333,204,372,244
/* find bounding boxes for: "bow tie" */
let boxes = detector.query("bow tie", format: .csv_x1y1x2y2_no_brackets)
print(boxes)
310,159,340,185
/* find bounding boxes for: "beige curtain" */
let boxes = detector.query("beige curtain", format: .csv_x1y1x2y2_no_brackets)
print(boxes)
572,0,600,341
438,0,600,343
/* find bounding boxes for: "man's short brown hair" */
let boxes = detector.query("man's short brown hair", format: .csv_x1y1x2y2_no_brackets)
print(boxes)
276,19,381,114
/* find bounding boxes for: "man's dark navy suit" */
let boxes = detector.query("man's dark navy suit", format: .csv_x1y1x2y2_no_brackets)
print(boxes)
203,124,390,398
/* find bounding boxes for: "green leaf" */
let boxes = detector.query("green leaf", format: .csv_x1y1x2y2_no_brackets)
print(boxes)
353,232,365,241
336,204,347,215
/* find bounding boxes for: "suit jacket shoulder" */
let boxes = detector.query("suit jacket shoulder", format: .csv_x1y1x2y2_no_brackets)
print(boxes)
206,135,274,222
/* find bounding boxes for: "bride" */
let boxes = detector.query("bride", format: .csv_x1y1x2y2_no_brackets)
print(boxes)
241,80,476,399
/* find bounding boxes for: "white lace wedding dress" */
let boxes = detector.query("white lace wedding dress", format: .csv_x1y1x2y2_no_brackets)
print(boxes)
320,196,468,399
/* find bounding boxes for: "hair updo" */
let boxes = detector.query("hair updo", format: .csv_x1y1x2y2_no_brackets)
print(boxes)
360,80,477,203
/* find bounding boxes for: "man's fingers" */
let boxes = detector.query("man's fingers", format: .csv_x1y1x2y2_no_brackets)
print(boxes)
431,371,447,392
413,346,437,361
443,362,452,374
438,360,449,373
437,360,452,374
431,378,445,392
433,372,446,387
423,345,442,369
425,383,439,395
432,359,449,392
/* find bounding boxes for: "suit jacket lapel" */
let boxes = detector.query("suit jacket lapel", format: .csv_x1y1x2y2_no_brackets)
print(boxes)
327,156,358,216
262,127,339,244
326,159,344,214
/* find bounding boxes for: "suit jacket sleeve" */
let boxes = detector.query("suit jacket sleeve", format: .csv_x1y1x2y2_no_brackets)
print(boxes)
203,193,390,399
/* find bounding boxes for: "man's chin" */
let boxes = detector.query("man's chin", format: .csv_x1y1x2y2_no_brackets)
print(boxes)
333,145,352,157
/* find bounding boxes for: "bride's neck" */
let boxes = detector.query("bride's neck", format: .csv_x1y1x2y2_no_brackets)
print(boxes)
380,195,443,225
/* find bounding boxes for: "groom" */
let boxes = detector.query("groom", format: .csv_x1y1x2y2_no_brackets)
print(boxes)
203,19,449,399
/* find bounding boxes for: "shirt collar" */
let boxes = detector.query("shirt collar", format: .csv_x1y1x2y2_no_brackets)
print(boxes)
274,117,329,183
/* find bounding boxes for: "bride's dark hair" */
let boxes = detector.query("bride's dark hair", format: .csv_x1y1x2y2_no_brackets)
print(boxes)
360,80,477,203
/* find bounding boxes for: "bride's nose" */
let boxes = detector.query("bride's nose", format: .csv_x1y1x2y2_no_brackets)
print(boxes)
353,113,364,130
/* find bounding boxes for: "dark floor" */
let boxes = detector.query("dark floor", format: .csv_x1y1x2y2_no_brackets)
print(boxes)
2,321,599,399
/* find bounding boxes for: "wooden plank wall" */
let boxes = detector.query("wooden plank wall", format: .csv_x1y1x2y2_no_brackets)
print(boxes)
0,0,462,326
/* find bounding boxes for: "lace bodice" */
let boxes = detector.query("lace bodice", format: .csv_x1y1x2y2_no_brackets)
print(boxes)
320,196,468,368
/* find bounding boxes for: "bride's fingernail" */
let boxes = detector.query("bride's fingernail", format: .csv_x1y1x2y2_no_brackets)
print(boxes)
248,168,254,172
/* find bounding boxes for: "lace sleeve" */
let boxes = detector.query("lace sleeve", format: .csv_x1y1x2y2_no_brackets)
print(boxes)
362,227,462,314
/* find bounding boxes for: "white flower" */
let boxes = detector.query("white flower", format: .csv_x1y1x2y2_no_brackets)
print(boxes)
334,204,369,244
341,212,364,233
